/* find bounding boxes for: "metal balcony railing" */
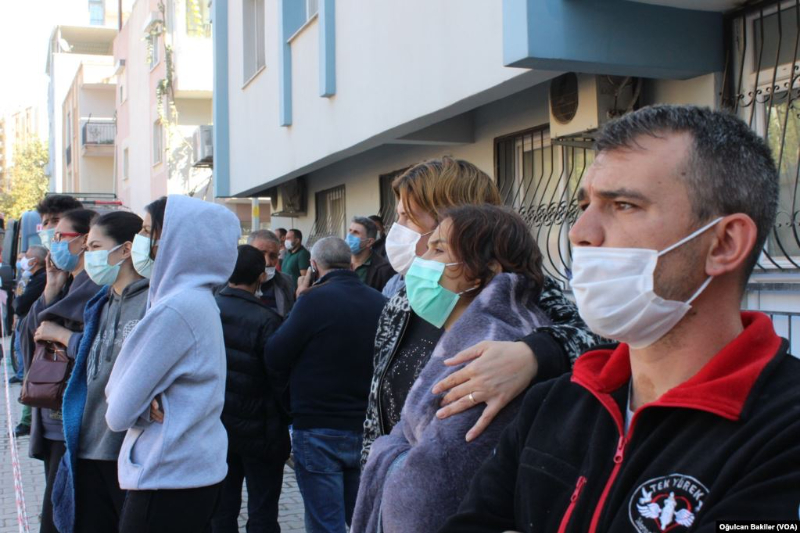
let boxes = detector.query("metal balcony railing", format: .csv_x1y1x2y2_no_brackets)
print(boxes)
82,121,115,146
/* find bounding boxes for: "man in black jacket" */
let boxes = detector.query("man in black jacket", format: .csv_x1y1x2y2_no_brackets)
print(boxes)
266,237,386,533
348,216,394,292
248,230,296,318
443,106,800,532
212,245,288,533
10,245,47,436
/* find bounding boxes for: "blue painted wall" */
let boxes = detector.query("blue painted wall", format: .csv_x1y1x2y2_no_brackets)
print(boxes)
503,0,724,80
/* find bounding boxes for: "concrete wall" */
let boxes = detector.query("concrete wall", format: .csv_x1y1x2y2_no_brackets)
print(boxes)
226,0,558,196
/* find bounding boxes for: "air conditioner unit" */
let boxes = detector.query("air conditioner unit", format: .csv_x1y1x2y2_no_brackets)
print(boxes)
269,177,307,217
192,125,213,167
549,73,639,139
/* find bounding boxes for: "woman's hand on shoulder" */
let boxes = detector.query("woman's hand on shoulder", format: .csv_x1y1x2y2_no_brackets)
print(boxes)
431,340,538,442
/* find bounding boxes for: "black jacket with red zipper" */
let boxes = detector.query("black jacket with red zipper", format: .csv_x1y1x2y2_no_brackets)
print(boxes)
440,312,800,533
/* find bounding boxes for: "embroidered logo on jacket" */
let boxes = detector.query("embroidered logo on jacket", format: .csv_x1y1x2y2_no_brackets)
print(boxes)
629,474,708,532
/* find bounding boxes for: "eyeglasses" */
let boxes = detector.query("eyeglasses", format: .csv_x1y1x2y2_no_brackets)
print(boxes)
52,232,82,243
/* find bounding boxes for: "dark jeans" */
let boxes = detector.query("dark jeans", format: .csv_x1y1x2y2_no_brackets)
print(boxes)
119,482,223,533
292,428,362,533
212,451,285,533
41,439,66,533
14,324,24,380
75,459,126,533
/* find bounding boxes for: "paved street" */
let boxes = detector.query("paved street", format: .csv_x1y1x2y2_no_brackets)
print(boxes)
0,353,306,533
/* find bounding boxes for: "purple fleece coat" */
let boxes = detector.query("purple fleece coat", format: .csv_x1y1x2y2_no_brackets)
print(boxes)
352,273,551,533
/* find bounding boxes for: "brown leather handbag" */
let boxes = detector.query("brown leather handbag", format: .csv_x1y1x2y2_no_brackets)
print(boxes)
19,341,73,410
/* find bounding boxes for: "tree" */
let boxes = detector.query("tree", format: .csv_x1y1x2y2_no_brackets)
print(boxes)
0,139,49,220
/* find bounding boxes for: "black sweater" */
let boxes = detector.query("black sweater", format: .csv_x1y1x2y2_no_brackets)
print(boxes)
216,287,289,459
14,269,46,318
265,270,386,432
442,312,800,533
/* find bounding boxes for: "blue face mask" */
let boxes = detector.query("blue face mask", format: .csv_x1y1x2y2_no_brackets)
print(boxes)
405,257,477,328
346,233,367,254
15,261,22,271
85,244,126,286
39,228,55,250
50,237,84,272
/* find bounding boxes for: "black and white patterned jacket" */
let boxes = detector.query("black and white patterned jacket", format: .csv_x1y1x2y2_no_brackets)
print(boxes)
361,276,602,467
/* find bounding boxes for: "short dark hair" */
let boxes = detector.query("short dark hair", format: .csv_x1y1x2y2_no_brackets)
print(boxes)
596,105,779,281
61,209,98,235
229,245,266,286
144,196,167,259
92,211,143,245
368,215,384,227
36,195,83,217
276,228,287,238
441,204,544,295
352,216,378,240
288,228,303,242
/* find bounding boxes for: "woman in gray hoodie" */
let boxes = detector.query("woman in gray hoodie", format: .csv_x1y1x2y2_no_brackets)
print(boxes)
105,195,241,533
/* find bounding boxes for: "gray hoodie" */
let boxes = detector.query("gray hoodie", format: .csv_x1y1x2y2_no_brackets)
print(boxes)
105,195,241,490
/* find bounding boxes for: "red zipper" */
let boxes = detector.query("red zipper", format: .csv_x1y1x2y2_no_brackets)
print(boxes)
588,435,627,532
557,475,587,533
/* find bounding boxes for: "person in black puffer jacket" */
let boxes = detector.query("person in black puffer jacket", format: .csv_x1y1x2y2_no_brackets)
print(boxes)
212,245,289,533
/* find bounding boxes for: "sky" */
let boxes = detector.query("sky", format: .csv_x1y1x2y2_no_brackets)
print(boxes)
0,0,90,117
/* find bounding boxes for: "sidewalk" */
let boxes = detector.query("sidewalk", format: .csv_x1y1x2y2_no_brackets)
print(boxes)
1,354,306,533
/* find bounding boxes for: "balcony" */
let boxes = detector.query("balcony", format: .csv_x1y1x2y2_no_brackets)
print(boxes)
81,120,115,157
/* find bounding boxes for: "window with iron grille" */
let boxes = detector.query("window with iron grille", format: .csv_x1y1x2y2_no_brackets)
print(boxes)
495,127,594,284
307,185,346,247
379,168,408,230
725,0,800,269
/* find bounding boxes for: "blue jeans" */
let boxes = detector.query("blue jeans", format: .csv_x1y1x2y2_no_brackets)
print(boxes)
292,428,362,533
14,322,24,380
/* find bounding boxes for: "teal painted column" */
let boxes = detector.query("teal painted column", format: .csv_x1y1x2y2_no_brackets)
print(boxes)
212,0,230,197
319,0,336,97
278,0,306,126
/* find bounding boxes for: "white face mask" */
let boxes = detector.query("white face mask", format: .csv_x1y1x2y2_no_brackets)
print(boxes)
570,217,723,349
284,240,294,251
265,266,276,281
385,223,433,276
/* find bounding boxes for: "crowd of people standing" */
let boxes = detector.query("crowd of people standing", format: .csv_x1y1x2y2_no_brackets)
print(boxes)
6,104,800,533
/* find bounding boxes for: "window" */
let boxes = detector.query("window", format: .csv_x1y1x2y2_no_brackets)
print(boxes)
153,121,163,166
186,0,211,38
88,0,104,25
729,2,800,268
242,0,266,83
495,127,594,283
148,34,160,70
123,147,129,180
308,185,346,246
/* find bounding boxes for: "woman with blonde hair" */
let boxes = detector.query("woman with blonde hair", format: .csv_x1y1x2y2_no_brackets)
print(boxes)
361,156,601,466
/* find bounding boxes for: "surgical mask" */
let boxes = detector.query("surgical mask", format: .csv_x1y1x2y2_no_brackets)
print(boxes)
265,266,277,281
15,261,22,271
346,234,367,255
285,240,294,250
405,257,477,328
570,217,723,349
85,244,126,286
39,228,55,250
50,237,84,272
131,234,156,278
20,257,34,272
385,223,433,276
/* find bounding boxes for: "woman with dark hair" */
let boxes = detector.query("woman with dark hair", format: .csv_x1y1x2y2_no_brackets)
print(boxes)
105,195,241,533
51,211,147,533
20,208,100,533
353,205,551,533
362,157,601,467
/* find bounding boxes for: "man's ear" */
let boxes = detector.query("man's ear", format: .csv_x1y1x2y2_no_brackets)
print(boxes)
705,214,758,278
488,259,502,276
310,259,318,272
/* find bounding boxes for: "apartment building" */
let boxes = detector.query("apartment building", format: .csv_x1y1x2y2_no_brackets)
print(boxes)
214,0,800,344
